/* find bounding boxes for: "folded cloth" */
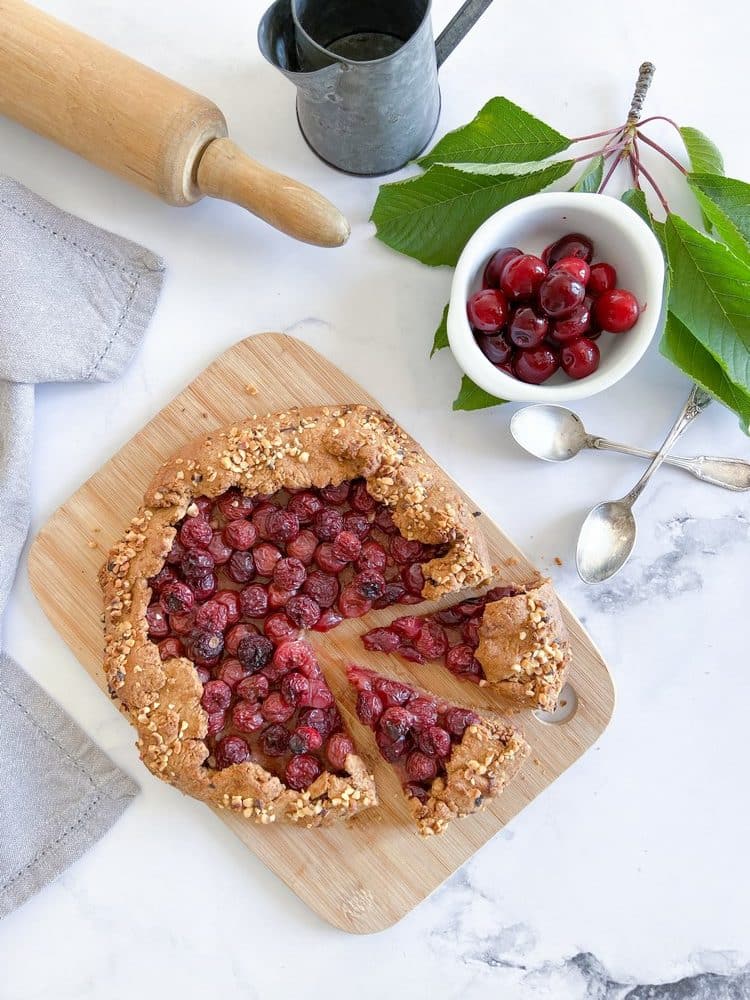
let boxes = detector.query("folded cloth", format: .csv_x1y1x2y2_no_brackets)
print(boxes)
0,176,164,918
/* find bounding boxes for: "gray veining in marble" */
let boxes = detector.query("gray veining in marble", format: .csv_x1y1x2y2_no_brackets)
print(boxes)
585,513,749,612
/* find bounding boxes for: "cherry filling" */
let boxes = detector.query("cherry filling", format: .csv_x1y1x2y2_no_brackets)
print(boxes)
347,665,480,802
202,638,355,788
361,585,519,683
146,479,449,786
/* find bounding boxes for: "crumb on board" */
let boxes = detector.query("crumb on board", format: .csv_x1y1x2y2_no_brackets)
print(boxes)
504,556,520,567
87,540,97,549
554,556,563,566
245,383,259,396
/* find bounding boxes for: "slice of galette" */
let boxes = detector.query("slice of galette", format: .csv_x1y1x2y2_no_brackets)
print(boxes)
362,579,571,712
347,665,529,836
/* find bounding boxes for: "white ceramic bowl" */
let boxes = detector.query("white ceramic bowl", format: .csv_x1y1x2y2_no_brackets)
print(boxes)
447,192,665,403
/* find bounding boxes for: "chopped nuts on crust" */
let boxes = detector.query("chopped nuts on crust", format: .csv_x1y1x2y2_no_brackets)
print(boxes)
476,578,571,712
410,718,529,836
99,405,494,826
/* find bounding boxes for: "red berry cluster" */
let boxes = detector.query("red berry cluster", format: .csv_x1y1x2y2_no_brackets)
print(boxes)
146,480,448,789
467,232,641,384
347,666,480,801
362,585,517,682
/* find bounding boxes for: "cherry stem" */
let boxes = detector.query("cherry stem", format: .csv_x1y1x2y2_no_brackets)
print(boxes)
636,130,687,174
569,125,627,143
630,138,642,190
637,114,682,135
598,144,627,194
570,147,609,165
570,132,627,165
637,156,671,214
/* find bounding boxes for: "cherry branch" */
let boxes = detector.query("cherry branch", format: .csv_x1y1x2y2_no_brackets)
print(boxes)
568,61,677,212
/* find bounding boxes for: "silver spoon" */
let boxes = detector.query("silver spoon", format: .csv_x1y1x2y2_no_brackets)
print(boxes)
510,404,750,491
576,385,713,584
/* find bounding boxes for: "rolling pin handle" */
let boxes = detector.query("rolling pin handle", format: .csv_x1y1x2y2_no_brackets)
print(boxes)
196,138,350,248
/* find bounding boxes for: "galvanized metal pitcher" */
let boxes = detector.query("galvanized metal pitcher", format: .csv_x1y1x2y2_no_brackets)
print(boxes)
258,0,493,175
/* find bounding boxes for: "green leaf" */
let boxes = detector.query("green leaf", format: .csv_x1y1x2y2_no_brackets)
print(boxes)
452,375,507,411
371,160,573,267
431,303,449,356
661,312,750,431
570,156,604,193
688,173,750,267
621,188,651,225
680,128,725,230
621,189,666,250
680,126,725,176
665,213,750,393
419,97,571,168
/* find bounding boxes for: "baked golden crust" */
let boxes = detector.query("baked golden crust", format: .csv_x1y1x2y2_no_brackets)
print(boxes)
476,579,571,712
410,717,529,836
99,404,493,824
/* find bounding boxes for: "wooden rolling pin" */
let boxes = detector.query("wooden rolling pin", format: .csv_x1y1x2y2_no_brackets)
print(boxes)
0,0,350,247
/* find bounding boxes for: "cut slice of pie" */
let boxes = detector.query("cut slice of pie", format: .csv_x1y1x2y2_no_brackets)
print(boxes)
347,665,529,836
361,578,571,712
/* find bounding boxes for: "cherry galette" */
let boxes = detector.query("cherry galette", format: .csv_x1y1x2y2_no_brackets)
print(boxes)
100,405,495,827
348,665,528,835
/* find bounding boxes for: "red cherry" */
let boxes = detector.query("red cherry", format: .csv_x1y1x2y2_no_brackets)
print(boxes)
500,254,548,301
513,346,560,384
560,337,601,379
587,262,617,297
542,232,594,266
475,333,512,365
549,300,592,343
482,247,522,288
593,289,640,332
551,256,590,285
466,288,508,333
508,306,548,348
538,271,586,318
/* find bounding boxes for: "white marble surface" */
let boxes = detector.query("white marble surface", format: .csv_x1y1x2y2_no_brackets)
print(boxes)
2,0,750,996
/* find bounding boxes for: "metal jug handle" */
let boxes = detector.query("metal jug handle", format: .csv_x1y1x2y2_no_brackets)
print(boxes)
435,0,495,68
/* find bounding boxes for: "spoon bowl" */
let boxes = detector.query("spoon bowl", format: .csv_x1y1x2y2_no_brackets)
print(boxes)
576,500,637,584
510,405,588,462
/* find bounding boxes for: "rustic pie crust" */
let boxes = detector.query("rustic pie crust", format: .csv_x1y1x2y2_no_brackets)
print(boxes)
100,404,501,828
476,579,571,712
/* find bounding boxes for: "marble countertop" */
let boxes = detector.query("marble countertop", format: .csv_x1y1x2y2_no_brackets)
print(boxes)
2,0,749,996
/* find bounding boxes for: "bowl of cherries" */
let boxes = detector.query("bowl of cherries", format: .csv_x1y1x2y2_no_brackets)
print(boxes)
447,192,665,402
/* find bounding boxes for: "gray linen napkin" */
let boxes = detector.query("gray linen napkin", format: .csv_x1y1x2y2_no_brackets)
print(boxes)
0,176,164,918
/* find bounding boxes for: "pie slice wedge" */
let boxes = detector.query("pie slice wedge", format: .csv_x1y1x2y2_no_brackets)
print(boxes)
362,578,571,712
347,665,529,836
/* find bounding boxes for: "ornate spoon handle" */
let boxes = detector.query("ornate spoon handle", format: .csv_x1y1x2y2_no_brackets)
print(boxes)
620,385,713,508
588,438,750,491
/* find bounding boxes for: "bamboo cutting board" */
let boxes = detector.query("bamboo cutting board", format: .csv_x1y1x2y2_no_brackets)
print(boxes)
28,333,614,933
